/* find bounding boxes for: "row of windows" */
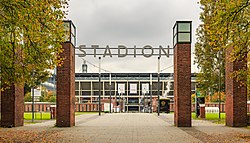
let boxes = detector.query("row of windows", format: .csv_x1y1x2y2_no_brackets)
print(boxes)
75,91,164,96
75,90,196,96
75,81,196,92
77,97,157,104
75,82,189,90
75,82,168,91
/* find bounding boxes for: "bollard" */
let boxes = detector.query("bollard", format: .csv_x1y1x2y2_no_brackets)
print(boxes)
199,104,205,119
50,105,56,119
247,114,250,125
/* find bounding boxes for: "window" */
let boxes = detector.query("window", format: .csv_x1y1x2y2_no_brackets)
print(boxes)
129,83,138,94
75,91,79,96
169,82,174,90
81,91,91,96
191,82,196,91
93,82,103,90
104,82,115,90
75,82,79,90
80,82,91,90
105,91,115,96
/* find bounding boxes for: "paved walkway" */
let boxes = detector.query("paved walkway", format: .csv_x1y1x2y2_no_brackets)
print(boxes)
0,113,250,143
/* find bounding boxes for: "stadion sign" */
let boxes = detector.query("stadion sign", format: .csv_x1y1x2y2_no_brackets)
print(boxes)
76,45,171,58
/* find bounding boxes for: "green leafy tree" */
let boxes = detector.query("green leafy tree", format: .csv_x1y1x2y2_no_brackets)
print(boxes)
195,0,249,96
24,92,31,102
0,0,68,90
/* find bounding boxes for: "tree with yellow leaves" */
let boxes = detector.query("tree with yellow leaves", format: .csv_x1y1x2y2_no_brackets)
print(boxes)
195,0,249,96
0,0,68,89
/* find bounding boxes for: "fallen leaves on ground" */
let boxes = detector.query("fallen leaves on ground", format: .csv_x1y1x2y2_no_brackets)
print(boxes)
0,129,63,143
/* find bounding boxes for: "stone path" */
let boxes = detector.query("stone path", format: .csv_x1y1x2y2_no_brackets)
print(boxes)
160,114,250,143
59,113,200,143
0,113,250,143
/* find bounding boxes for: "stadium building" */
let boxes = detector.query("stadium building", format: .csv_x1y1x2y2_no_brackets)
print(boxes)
75,73,197,112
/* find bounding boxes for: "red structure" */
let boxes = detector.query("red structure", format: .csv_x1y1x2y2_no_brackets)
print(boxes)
225,48,248,127
1,84,24,127
174,43,191,127
56,41,75,127
199,105,205,119
173,21,192,127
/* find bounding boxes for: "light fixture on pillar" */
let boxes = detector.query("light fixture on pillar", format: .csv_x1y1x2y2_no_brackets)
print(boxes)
173,21,192,47
63,20,76,46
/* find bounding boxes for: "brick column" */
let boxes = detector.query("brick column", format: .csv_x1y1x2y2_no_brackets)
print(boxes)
1,84,24,127
56,42,75,127
225,48,247,127
174,44,191,127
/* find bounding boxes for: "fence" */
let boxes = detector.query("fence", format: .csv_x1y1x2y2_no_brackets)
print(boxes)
23,102,250,113
169,102,250,113
24,102,104,112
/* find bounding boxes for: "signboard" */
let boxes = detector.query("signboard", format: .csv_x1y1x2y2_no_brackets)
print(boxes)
141,83,149,94
104,103,113,112
130,84,137,94
117,84,125,94
31,86,42,102
76,45,171,58
31,86,42,97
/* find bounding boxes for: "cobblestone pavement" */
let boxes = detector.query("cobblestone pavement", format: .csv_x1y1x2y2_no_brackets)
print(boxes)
0,113,249,143
160,114,250,143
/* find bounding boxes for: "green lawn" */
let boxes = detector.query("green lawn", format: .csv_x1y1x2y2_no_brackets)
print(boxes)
192,112,226,120
206,113,226,120
192,112,226,124
23,112,102,120
24,112,51,120
75,111,102,116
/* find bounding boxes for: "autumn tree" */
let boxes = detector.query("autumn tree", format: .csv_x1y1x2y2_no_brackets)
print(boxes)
0,0,68,90
39,88,56,103
195,0,249,96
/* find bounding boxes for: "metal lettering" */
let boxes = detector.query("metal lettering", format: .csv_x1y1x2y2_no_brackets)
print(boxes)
118,45,128,57
159,45,169,58
76,45,172,58
134,45,136,58
142,45,153,58
78,45,86,57
103,45,112,57
91,45,99,57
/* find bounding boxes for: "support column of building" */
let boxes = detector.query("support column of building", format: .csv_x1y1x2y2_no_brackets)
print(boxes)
225,48,247,127
1,84,24,127
174,43,191,127
56,42,75,127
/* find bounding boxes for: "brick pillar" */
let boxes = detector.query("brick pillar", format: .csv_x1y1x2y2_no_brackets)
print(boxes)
56,42,75,127
174,44,191,127
225,48,247,127
1,84,24,127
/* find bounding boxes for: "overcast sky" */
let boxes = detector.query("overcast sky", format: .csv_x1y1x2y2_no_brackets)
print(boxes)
67,0,201,73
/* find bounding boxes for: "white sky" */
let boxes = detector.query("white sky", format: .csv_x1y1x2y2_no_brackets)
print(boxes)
67,0,201,73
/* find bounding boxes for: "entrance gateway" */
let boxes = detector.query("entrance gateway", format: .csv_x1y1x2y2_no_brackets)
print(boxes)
56,20,192,127
57,20,247,127
1,20,247,127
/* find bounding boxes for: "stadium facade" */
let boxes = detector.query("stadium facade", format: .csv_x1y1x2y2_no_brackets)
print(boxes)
75,73,197,112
